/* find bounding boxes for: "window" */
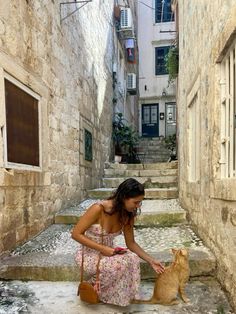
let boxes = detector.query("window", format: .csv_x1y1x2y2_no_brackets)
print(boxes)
187,77,200,182
155,46,170,75
155,0,173,23
220,41,236,178
84,129,92,161
4,74,41,169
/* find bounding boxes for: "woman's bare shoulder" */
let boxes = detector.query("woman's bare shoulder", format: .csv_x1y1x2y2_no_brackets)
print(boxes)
87,202,104,214
98,199,113,214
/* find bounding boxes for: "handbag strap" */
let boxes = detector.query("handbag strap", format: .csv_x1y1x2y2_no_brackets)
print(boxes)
80,205,104,283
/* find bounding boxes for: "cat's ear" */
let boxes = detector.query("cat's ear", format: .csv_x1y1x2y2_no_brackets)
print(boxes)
180,249,188,256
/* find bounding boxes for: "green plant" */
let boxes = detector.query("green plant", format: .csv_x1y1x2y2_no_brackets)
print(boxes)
163,134,177,161
217,305,225,314
112,113,140,163
165,46,179,84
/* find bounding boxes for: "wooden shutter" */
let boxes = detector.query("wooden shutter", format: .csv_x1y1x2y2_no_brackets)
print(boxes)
5,79,39,167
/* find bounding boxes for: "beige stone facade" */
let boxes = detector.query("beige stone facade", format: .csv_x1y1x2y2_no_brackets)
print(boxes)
0,1,137,254
176,0,236,309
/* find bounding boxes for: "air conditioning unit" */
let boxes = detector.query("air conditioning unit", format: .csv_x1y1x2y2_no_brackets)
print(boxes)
127,73,136,94
120,8,133,29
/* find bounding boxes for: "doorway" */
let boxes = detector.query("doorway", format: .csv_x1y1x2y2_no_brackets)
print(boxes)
165,102,176,136
141,104,159,137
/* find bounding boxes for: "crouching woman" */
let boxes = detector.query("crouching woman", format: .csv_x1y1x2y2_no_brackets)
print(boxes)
72,178,165,306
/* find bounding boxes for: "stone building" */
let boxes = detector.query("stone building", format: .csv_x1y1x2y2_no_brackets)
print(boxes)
113,0,138,125
0,1,138,254
138,0,176,138
175,0,236,308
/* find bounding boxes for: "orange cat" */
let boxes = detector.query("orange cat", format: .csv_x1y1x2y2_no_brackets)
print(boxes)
134,248,190,305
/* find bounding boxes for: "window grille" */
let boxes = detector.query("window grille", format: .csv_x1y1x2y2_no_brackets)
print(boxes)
220,42,236,178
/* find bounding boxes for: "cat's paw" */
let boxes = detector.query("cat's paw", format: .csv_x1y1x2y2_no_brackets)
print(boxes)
182,297,190,303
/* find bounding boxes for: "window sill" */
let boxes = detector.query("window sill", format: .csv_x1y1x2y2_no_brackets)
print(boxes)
154,21,175,25
0,168,51,187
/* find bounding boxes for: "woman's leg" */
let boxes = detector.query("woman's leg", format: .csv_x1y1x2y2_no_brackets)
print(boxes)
98,251,140,306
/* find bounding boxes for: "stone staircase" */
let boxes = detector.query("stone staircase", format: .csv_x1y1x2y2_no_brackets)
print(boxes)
136,137,170,163
0,162,233,313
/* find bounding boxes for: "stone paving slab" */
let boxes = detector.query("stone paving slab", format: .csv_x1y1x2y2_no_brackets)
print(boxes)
0,224,215,281
87,188,178,199
55,199,186,226
0,278,233,314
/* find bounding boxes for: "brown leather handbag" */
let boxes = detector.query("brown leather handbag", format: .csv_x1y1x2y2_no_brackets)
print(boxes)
77,213,104,304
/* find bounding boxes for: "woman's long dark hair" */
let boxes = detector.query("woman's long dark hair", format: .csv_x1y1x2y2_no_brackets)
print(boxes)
107,178,145,226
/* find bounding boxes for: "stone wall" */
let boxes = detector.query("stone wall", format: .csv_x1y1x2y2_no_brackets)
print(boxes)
177,0,236,309
0,0,115,254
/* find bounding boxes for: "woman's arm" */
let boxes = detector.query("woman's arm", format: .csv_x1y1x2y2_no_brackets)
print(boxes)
124,218,165,273
71,204,114,256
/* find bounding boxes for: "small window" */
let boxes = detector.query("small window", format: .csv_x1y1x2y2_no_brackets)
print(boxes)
4,77,40,169
84,129,92,161
155,0,173,23
155,46,170,75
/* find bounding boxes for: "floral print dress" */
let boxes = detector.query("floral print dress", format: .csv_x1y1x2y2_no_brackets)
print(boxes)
75,223,140,306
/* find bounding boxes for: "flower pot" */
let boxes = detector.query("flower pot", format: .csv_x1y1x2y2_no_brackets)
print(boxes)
114,155,122,163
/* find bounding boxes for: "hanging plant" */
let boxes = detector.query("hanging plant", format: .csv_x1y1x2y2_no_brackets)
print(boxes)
165,46,179,83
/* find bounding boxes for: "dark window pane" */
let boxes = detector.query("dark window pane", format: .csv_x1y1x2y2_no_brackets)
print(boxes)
155,0,173,23
5,79,39,167
84,129,92,161
155,46,170,75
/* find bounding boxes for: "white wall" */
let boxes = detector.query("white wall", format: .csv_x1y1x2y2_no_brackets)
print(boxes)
137,0,176,137
138,0,176,99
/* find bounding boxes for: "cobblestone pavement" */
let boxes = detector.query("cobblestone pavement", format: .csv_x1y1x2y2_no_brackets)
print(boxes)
10,224,203,257
0,279,233,314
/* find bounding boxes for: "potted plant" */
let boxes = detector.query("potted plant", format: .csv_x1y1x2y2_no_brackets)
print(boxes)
112,113,140,163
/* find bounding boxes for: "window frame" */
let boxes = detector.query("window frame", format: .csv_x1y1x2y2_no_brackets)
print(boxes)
3,72,42,172
219,40,236,178
155,46,170,76
187,76,201,183
155,0,173,23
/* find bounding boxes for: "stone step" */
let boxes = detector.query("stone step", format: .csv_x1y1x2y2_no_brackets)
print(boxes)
138,138,164,143
105,162,178,170
0,224,216,281
0,278,232,313
104,168,178,178
55,199,186,226
103,176,177,188
87,187,178,199
136,147,168,152
140,158,170,163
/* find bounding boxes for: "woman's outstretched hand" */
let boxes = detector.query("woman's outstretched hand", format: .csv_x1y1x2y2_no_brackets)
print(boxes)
150,259,165,274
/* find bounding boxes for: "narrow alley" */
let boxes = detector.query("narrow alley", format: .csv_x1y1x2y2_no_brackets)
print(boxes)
0,1,236,314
